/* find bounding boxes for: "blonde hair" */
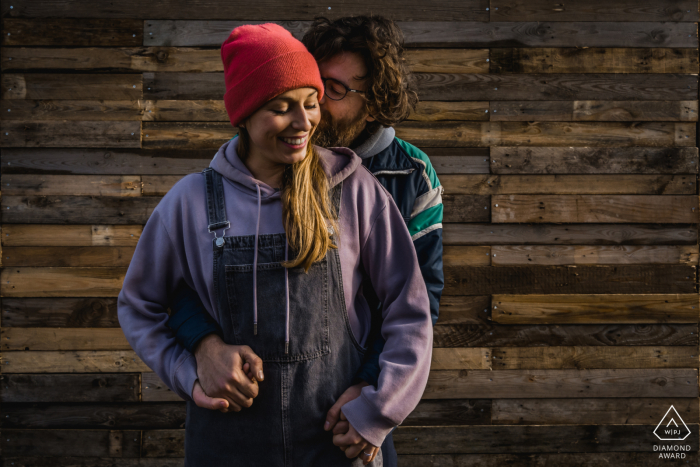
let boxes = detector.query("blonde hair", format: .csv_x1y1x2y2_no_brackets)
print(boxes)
237,128,339,272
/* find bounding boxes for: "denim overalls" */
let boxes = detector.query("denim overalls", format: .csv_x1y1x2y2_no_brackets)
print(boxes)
184,168,384,467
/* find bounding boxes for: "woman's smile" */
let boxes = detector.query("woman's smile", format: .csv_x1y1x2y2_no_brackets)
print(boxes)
279,134,308,149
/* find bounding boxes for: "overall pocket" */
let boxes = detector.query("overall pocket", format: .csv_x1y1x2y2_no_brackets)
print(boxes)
225,258,331,362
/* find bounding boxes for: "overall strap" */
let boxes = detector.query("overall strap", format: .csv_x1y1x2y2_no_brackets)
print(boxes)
202,168,230,245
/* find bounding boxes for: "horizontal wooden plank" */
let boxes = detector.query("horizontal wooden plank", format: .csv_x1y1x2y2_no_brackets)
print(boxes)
406,49,489,73
433,324,698,350
493,398,699,425
443,223,698,245
0,374,139,402
490,147,699,174
441,174,696,195
433,296,491,325
423,369,699,399
490,0,700,22
2,19,143,46
142,99,226,122
142,372,182,402
2,99,144,121
423,151,491,174
443,246,491,267
1,268,127,297
142,122,233,149
393,425,699,454
430,348,492,370
491,195,699,223
1,0,488,21
2,225,142,246
2,298,120,327
1,350,150,373
409,101,489,122
403,399,491,426
491,245,699,265
3,402,186,429
0,121,141,148
491,294,699,324
0,458,185,466
2,328,131,351
399,453,699,467
415,73,697,101
1,429,141,457
395,121,696,147
492,100,699,121
490,48,699,73
3,175,143,196
3,246,136,267
1,148,213,175
445,265,696,295
2,74,142,100
433,323,698,347
2,196,161,224
443,195,491,222
491,346,698,369
142,175,185,196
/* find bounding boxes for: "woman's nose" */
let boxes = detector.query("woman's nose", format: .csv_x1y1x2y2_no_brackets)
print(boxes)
292,109,313,131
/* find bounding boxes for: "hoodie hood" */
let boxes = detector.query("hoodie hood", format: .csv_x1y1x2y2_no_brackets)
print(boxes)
207,136,362,352
352,126,395,159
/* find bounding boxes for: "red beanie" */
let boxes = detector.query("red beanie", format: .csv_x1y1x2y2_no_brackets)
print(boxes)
221,23,324,127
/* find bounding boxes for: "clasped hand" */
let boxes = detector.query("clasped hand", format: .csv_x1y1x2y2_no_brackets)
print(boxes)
190,334,379,464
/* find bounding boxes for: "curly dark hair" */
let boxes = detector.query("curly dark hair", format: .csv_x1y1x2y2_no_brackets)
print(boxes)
301,16,418,133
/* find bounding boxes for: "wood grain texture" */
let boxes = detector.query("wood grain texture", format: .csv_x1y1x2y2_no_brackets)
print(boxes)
1,19,143,46
3,175,143,196
2,196,161,224
2,328,131,351
0,374,140,402
1,121,141,148
491,294,699,324
2,225,142,246
1,350,149,373
2,298,120,327
1,267,127,297
1,429,141,457
490,147,699,174
398,453,699,467
491,100,699,121
491,245,699,265
2,246,136,267
2,74,142,100
2,99,144,121
491,195,699,223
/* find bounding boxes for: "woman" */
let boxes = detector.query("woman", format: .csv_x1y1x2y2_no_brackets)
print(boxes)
117,23,433,467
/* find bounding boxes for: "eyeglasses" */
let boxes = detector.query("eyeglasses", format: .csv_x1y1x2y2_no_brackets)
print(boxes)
321,77,366,101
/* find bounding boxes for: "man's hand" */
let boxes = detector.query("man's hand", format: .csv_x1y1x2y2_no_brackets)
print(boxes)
324,381,378,464
192,334,264,413
332,411,379,465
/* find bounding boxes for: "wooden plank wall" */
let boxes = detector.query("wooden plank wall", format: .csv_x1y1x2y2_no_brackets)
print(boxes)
1,1,699,465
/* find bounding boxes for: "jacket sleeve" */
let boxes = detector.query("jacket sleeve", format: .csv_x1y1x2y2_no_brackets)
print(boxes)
117,208,199,402
339,194,433,448
166,285,224,354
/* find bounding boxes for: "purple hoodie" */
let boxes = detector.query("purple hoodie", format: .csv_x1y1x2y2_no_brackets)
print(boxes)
117,137,433,447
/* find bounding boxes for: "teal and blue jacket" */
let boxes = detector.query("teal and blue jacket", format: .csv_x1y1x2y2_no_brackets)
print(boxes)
166,127,444,388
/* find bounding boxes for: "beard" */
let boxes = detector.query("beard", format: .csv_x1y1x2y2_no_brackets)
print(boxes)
314,109,368,149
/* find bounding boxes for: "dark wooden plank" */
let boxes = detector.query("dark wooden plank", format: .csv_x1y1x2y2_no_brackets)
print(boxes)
490,0,700,22
490,48,699,73
142,430,184,457
443,223,698,245
491,195,698,223
424,369,699,399
2,298,120,328
433,323,698,347
0,121,141,148
396,122,695,148
1,148,213,175
1,350,149,373
403,399,491,426
490,147,699,174
1,430,141,457
432,296,492,325
443,195,491,222
0,0,489,21
0,374,139,402
393,425,699,454
415,73,697,101
2,328,131,351
444,265,696,295
141,122,234,149
3,403,186,429
3,175,143,197
2,100,144,121
1,458,184,467
491,245,699,265
143,72,223,100
3,246,136,267
492,398,699,425
491,100,698,122
2,196,161,224
1,225,142,247
1,268,127,298
2,74,142,100
2,19,143,46
398,452,699,467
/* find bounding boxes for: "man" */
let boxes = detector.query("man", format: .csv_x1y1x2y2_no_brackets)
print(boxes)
166,15,444,466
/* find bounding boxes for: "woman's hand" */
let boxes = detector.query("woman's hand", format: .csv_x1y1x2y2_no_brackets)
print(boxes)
332,411,379,464
192,334,264,413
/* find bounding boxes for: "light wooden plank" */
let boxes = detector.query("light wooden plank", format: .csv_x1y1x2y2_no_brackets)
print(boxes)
423,369,699,399
491,195,698,223
491,245,699,265
2,328,131,350
2,225,142,246
142,99,226,122
491,100,699,121
490,147,699,174
430,348,491,370
142,175,186,196
491,294,699,324
3,246,136,267
3,175,142,196
405,49,489,73
1,350,150,373
1,267,126,297
141,122,233,149
441,174,695,195
443,246,491,267
408,101,489,122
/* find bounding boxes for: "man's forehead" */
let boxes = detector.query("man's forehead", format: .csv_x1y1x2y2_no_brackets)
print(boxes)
317,52,367,84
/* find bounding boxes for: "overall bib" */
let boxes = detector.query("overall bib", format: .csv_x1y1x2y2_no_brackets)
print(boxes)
184,168,384,467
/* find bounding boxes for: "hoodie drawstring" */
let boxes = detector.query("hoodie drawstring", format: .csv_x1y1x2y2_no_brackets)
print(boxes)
253,183,261,336
285,239,289,354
